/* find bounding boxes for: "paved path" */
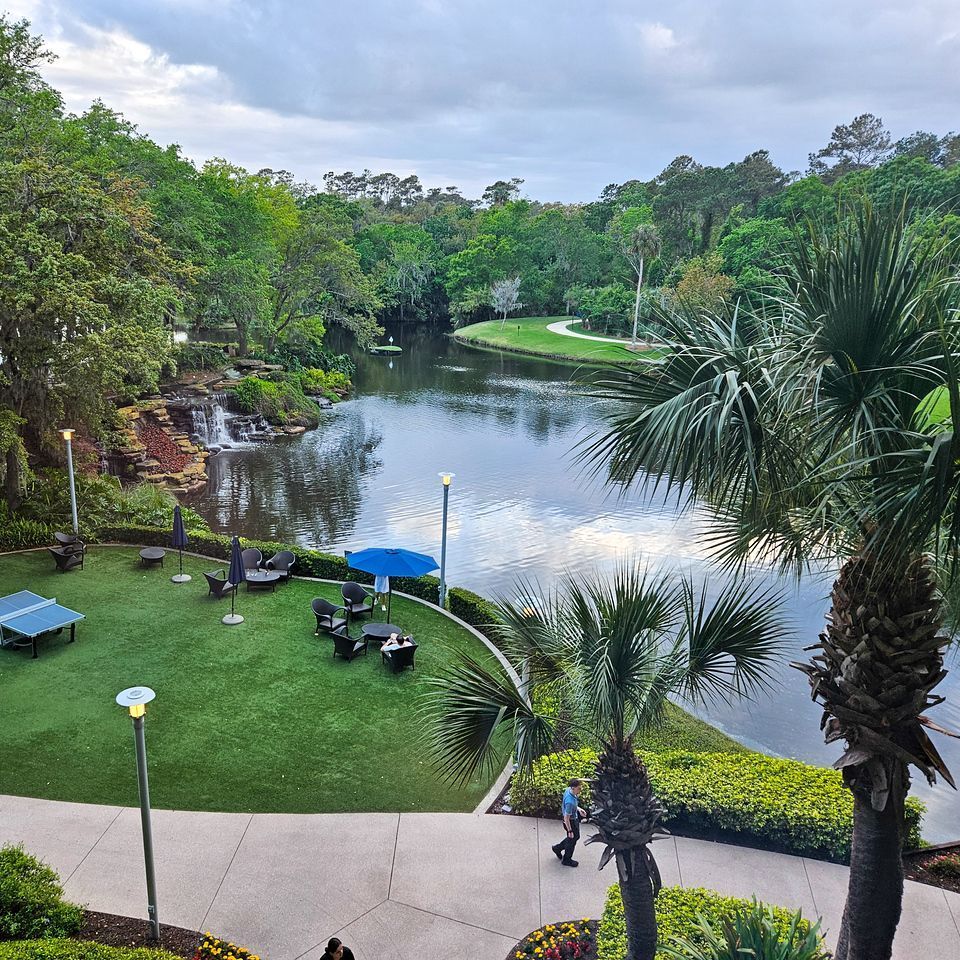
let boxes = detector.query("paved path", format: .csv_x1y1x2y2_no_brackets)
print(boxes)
2,796,957,960
545,318,640,345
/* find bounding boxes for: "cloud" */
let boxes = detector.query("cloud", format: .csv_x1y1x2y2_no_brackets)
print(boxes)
9,0,960,199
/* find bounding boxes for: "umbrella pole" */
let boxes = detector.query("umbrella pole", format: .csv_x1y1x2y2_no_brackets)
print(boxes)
387,588,392,624
179,549,183,578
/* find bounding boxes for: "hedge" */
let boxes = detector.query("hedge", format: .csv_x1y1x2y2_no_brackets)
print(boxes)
509,748,925,863
596,885,822,960
0,943,178,960
0,847,83,942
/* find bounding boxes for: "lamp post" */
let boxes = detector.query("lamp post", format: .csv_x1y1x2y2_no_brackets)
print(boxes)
438,472,455,607
115,686,160,941
61,429,78,535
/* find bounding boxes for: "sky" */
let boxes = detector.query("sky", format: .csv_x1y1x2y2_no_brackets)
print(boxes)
7,0,960,201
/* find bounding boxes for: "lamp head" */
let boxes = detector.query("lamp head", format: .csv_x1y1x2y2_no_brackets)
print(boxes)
61,428,75,442
116,686,156,719
439,472,455,487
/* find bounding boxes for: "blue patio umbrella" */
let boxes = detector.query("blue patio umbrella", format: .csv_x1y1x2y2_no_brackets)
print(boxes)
223,536,247,625
170,505,191,584
347,547,439,621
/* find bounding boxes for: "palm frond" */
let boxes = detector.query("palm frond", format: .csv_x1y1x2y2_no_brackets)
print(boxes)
419,652,554,785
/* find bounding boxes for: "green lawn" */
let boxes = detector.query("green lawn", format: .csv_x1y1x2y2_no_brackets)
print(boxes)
454,316,654,364
0,548,499,814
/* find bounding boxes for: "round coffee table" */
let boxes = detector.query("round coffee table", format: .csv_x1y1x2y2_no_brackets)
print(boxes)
139,547,165,568
361,622,403,645
246,570,281,592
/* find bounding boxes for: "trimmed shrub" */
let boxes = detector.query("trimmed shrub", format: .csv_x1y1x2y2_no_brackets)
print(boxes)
597,885,822,960
0,942,178,960
0,847,83,941
447,586,501,630
507,748,925,862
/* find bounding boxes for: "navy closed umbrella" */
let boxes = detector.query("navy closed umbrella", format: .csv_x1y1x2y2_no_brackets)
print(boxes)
223,536,247,625
170,506,191,584
347,547,438,621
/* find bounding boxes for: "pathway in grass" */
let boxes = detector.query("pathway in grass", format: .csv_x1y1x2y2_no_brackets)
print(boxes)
454,315,649,364
0,548,498,813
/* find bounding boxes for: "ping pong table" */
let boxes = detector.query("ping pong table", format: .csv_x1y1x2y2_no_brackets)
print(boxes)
0,590,84,659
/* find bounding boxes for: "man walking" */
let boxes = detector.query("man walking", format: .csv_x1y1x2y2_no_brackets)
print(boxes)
551,777,585,867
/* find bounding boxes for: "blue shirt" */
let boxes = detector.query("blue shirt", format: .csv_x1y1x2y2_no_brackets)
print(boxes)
562,787,580,821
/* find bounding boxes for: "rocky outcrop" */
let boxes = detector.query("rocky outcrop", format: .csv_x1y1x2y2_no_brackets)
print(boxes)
112,399,209,496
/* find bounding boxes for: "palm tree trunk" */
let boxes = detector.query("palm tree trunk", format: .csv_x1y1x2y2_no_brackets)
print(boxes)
835,774,906,960
616,849,658,960
631,259,644,348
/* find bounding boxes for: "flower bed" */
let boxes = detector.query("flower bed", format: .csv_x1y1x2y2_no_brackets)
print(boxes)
509,748,924,863
509,920,596,960
195,935,259,960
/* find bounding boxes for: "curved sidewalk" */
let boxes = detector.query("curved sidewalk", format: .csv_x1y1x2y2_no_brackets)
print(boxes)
545,317,639,345
1,795,957,960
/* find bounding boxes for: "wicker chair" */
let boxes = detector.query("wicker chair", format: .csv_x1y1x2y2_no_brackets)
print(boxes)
312,597,347,636
382,638,417,673
241,548,263,572
266,551,297,582
341,581,374,620
49,545,84,573
54,531,79,547
331,626,368,661
204,570,237,599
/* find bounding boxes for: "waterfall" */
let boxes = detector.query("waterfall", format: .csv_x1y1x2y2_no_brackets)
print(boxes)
191,403,232,447
188,393,273,448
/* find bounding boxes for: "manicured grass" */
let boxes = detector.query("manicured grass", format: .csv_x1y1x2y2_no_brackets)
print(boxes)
0,548,499,814
635,702,746,754
454,315,652,364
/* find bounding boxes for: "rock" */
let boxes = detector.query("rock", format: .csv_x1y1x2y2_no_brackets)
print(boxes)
283,425,307,436
219,442,232,450
205,446,220,454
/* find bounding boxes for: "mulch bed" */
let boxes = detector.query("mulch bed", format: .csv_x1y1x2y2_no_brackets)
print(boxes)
903,844,960,895
136,421,190,474
78,910,201,959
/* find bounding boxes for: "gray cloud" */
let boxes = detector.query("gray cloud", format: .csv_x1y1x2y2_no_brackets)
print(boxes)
12,0,960,199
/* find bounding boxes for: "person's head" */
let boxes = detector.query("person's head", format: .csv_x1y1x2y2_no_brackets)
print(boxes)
324,938,343,960
568,778,582,796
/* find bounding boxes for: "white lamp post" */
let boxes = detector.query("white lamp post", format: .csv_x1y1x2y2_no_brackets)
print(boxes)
115,686,160,941
61,429,78,535
438,472,455,607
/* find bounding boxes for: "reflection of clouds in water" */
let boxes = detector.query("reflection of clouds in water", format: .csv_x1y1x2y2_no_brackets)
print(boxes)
194,325,960,842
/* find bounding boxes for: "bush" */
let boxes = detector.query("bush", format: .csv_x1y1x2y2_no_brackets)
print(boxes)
0,847,83,941
596,885,822,960
927,851,960,879
292,368,351,402
0,519,58,552
0,942,178,960
506,748,924,862
230,377,320,425
174,341,227,372
447,586,501,630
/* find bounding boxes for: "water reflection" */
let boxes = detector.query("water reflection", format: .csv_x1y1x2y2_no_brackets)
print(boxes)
193,323,959,841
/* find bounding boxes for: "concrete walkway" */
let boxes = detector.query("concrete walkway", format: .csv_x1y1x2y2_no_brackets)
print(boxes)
545,318,641,346
2,796,957,960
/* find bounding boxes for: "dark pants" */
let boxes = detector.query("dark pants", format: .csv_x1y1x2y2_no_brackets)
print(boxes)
552,818,580,863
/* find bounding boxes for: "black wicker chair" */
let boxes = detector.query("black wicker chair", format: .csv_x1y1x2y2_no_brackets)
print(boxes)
54,531,79,547
332,626,368,661
341,581,374,620
382,638,417,673
49,545,84,573
241,548,263,572
204,570,237,599
266,551,297,582
312,597,347,636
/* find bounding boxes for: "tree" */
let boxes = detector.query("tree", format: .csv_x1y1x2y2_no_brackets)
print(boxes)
489,276,523,327
809,113,892,182
585,201,960,960
482,177,524,207
422,564,785,960
612,211,662,347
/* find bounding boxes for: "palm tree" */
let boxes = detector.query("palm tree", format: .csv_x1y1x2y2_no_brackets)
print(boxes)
422,563,786,960
624,223,662,349
584,201,960,960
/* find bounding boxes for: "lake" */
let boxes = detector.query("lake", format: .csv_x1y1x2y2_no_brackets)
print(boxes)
193,322,959,841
